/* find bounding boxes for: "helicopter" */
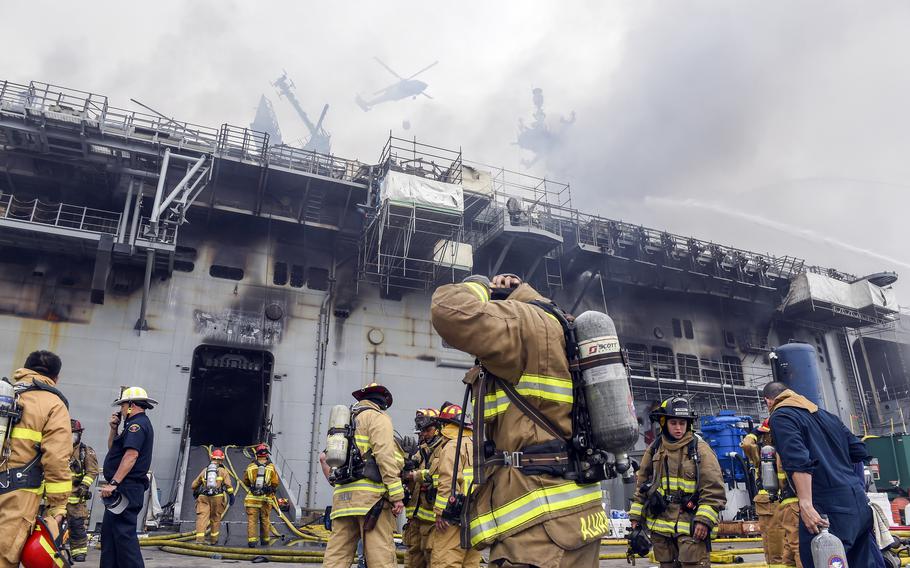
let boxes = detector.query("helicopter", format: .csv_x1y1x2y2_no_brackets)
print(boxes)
515,87,575,168
355,57,437,112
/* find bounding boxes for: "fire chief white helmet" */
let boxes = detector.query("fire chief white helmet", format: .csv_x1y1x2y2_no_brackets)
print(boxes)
113,386,158,407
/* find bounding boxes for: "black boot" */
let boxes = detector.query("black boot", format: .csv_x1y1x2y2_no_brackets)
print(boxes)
248,542,256,548
260,538,269,547
73,554,87,563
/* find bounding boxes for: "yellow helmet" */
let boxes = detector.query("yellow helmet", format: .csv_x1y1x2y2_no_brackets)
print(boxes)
112,386,158,407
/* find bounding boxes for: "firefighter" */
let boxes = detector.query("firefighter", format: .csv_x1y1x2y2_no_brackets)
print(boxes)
403,408,444,568
0,350,72,568
192,448,235,545
323,383,405,568
100,386,157,568
629,397,726,568
741,419,801,568
68,418,99,563
428,402,481,568
243,443,280,547
431,274,609,568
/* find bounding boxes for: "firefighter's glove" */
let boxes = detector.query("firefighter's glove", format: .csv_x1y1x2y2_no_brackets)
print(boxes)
626,525,652,557
229,494,236,507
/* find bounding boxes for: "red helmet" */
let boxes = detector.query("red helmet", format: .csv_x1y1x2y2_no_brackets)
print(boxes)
352,382,393,408
211,449,225,460
20,517,67,568
71,419,84,433
255,443,270,456
439,403,472,428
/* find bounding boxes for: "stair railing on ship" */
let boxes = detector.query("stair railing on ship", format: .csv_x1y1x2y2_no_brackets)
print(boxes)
268,441,304,520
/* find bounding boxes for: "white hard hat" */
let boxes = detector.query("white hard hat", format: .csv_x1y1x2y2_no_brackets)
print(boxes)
113,386,158,407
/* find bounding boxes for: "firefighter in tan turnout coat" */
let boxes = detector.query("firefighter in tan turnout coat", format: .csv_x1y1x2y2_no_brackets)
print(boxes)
323,383,405,568
192,448,235,545
244,443,280,547
431,274,608,568
404,408,444,568
629,397,726,568
0,351,72,568
68,419,99,562
428,402,481,568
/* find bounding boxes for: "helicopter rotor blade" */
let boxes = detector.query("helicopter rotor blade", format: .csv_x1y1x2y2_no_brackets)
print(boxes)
421,92,433,100
407,60,438,80
373,57,404,80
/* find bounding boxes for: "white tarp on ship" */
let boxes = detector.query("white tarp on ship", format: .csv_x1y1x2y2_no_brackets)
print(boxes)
784,272,897,313
380,170,464,211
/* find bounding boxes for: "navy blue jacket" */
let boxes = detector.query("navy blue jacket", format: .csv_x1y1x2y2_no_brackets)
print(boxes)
770,403,867,493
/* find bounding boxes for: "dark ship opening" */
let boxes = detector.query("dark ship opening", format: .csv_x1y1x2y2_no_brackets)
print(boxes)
188,345,273,447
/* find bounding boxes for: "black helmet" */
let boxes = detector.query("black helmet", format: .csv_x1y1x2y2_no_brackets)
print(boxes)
626,525,652,557
649,396,697,426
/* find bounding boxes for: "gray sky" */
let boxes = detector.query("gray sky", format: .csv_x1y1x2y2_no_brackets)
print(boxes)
3,1,909,299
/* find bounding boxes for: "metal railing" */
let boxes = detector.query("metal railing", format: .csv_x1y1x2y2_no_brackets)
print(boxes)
268,442,304,512
0,192,121,235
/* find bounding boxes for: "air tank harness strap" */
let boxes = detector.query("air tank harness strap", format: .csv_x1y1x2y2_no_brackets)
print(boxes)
0,452,44,495
483,438,570,477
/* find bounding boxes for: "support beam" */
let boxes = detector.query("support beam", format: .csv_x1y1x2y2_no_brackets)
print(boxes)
134,249,154,332
490,235,515,276
117,178,135,243
91,234,114,305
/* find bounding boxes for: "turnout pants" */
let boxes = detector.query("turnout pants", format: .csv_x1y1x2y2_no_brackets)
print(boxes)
195,494,227,543
779,500,803,567
489,522,601,568
100,481,147,568
67,501,90,557
756,493,785,566
324,502,397,568
0,489,42,568
405,520,433,568
246,501,273,544
651,532,709,568
798,484,875,568
429,523,481,568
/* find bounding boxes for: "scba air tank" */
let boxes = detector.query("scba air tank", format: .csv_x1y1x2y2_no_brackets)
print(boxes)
255,465,266,490
760,445,779,493
325,405,352,468
574,311,639,462
811,515,848,568
205,462,219,490
0,379,15,445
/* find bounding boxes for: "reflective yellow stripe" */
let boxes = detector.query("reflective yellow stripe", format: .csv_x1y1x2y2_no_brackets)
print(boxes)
81,476,94,486
354,435,371,454
469,482,601,546
463,282,490,303
484,374,574,422
695,505,718,523
71,547,88,555
515,374,574,404
68,496,82,504
38,535,64,568
11,427,42,442
434,493,449,511
334,479,386,494
655,476,697,493
416,506,436,522
406,505,418,517
629,502,643,516
386,480,404,498
431,474,440,488
780,497,798,505
331,506,375,519
45,480,71,494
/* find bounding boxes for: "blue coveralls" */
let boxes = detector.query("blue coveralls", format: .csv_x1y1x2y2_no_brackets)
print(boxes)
101,412,154,568
770,404,875,568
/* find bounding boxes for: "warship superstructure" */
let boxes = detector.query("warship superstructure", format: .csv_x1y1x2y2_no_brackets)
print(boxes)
0,79,905,531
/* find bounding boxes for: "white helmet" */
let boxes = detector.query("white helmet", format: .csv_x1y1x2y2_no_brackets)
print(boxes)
113,386,158,407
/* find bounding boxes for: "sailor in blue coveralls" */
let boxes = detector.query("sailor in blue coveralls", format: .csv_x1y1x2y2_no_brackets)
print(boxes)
763,381,876,568
100,387,157,568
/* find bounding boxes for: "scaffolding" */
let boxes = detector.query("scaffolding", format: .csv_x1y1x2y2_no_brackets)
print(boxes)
359,136,468,292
